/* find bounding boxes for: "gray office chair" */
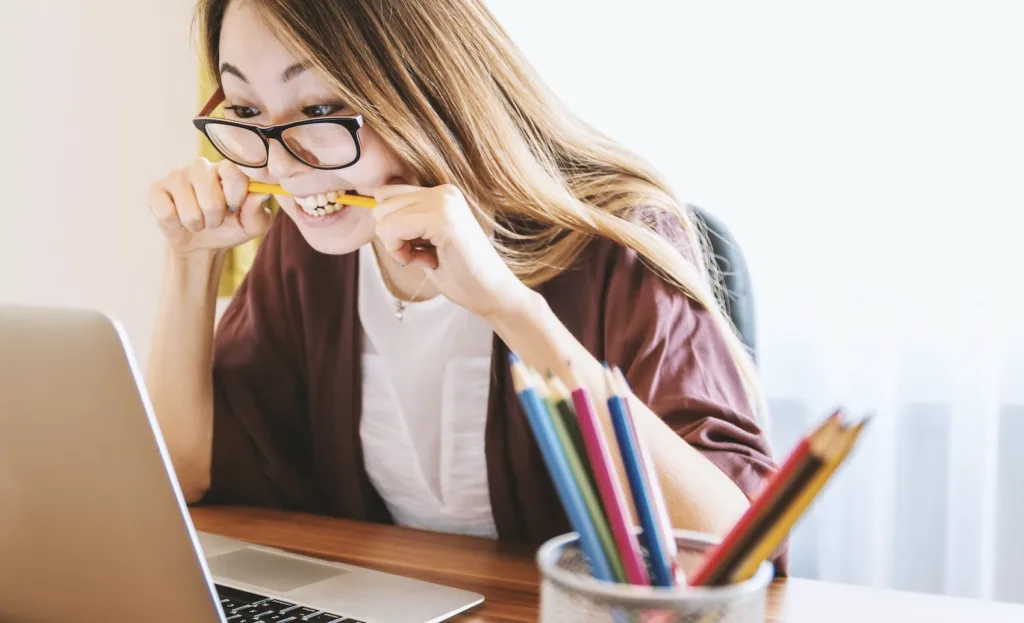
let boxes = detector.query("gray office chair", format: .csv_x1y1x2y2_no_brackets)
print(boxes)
688,205,757,362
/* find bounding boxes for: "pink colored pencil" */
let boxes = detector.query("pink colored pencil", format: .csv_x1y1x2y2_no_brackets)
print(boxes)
562,366,650,585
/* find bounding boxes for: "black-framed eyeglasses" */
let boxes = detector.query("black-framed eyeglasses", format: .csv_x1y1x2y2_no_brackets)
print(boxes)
193,86,364,170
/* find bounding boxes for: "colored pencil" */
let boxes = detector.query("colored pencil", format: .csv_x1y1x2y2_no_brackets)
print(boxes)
729,417,870,582
247,181,377,209
604,366,676,587
692,411,843,586
563,366,650,586
688,410,844,586
610,366,683,585
544,372,597,491
533,371,627,583
508,354,614,582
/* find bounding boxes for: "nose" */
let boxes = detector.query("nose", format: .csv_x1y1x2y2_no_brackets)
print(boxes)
265,139,308,181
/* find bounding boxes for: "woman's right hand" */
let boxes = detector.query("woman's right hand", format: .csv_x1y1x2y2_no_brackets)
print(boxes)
148,157,272,257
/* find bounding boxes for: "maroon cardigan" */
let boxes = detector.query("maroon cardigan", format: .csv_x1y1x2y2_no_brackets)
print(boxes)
203,211,786,572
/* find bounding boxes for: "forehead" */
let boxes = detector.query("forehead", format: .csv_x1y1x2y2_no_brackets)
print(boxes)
218,1,331,97
219,2,296,73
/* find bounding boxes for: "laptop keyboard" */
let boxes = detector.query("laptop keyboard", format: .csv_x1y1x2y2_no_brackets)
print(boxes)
216,584,365,623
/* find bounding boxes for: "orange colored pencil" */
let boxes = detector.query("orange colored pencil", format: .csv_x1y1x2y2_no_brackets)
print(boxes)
689,410,844,586
728,418,869,582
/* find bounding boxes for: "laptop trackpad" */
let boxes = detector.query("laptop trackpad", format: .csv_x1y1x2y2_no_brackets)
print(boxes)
206,547,348,593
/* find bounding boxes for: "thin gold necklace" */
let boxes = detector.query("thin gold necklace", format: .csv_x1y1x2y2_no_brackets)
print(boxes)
374,248,429,322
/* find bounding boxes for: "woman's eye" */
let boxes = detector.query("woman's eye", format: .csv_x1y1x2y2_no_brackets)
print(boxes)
225,105,260,119
303,104,344,118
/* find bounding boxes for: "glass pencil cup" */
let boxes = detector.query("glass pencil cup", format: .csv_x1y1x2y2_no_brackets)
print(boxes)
536,530,774,623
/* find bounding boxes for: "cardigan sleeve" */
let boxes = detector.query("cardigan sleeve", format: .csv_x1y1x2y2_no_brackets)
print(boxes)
201,214,313,509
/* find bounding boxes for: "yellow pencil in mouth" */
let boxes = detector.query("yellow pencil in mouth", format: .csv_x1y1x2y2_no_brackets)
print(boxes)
247,181,377,209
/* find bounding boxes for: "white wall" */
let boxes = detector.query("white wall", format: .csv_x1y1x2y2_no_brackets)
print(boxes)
480,0,1024,600
0,1,199,365
484,0,1024,329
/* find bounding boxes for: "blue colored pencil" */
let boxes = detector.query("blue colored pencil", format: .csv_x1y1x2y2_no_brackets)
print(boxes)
612,366,683,585
509,353,615,582
603,365,676,587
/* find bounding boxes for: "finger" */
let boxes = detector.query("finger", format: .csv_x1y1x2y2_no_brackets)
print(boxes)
147,183,184,237
236,192,273,237
404,247,439,270
371,190,425,221
189,159,227,229
216,159,250,211
375,210,438,255
372,182,423,204
166,170,205,232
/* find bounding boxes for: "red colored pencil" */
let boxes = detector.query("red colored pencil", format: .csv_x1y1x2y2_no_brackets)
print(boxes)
689,409,844,586
563,367,650,585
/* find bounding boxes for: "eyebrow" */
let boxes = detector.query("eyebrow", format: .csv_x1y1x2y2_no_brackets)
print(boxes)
281,62,308,82
219,62,309,84
220,62,248,83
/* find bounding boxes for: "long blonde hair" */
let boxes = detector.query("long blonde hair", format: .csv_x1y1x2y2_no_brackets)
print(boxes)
197,0,766,420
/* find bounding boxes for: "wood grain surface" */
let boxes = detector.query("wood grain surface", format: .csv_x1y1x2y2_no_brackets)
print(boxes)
190,506,1024,622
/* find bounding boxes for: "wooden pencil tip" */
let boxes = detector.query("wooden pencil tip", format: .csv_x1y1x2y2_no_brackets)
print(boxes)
611,365,631,393
548,375,571,400
563,360,583,390
602,366,617,395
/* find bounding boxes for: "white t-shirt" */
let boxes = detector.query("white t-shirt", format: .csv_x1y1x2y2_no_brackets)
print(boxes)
357,243,498,538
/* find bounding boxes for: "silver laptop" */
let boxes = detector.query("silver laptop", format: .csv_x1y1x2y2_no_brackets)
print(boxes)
0,305,484,623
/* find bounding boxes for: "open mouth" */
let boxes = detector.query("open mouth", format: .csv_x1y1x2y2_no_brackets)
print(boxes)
293,191,357,218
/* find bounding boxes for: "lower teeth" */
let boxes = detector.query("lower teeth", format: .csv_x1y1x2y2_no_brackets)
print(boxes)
306,202,341,217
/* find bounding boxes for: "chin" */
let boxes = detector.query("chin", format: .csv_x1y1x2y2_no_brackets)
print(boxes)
279,202,375,255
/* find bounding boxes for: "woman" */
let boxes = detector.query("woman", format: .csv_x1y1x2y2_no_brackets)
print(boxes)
147,0,782,567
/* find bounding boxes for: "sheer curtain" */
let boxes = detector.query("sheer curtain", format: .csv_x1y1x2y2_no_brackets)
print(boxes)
488,0,1024,603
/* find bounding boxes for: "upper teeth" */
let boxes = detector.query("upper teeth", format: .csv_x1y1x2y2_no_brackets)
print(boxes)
296,193,351,217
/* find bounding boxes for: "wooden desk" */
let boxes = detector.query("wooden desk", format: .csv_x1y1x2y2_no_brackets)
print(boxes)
191,506,1024,623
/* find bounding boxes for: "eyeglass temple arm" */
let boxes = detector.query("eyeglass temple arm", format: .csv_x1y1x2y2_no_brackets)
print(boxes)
198,86,225,117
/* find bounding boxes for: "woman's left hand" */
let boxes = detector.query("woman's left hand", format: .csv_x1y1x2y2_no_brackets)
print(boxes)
371,183,533,319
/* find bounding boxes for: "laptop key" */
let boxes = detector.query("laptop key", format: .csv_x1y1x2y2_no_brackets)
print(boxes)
254,612,296,622
233,602,274,617
303,614,346,622
216,584,272,604
220,599,245,612
288,607,319,618
265,599,298,612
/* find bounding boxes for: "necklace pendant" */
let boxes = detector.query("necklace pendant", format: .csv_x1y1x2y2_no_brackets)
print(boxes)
394,302,405,322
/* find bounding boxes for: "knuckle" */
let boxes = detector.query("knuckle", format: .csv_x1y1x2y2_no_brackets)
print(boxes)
203,205,225,222
151,205,174,223
168,168,189,190
216,158,238,175
181,216,204,231
438,184,461,200
146,182,163,203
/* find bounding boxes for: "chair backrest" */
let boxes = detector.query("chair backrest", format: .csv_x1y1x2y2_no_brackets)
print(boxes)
688,205,757,361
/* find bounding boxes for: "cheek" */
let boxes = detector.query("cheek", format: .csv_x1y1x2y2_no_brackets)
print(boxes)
334,127,409,190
